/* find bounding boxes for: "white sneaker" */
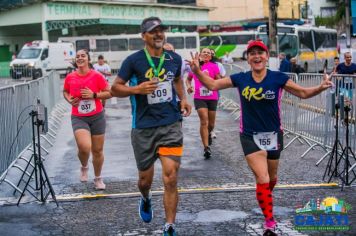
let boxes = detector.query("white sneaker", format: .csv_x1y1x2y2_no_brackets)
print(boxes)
80,166,89,182
94,177,106,190
210,131,217,139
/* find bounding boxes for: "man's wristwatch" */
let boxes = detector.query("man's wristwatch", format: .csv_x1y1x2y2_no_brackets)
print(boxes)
93,92,97,99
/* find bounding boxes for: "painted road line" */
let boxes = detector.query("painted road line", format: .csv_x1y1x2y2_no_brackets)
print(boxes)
55,182,339,201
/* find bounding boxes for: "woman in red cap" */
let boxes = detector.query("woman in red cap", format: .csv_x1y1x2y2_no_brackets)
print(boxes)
187,40,333,236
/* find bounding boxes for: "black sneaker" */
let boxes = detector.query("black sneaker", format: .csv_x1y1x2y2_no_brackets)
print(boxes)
204,146,211,159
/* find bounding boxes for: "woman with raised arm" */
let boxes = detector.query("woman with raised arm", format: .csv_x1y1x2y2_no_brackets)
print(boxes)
187,40,332,236
186,47,221,159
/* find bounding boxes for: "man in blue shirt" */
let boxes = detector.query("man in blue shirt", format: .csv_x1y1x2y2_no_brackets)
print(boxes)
111,17,191,236
279,53,291,72
336,52,356,99
336,52,356,74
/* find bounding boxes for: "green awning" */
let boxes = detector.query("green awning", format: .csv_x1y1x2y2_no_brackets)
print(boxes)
46,18,220,31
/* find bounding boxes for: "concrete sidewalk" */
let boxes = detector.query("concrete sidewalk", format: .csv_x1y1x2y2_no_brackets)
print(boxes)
0,95,355,236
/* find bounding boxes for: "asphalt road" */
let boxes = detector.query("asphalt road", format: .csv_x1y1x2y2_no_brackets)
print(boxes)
0,94,355,236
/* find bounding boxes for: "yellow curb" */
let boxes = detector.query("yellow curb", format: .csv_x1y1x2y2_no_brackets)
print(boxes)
56,182,339,201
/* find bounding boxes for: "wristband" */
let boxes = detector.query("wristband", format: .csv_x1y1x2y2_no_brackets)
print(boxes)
93,92,97,99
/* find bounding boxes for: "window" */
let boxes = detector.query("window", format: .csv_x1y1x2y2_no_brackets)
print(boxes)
17,49,42,59
41,48,48,60
298,31,313,50
129,38,144,50
237,34,255,44
167,37,184,49
110,39,128,51
279,35,298,57
76,40,90,51
321,33,337,48
200,36,221,46
185,36,197,49
95,39,109,52
222,36,237,45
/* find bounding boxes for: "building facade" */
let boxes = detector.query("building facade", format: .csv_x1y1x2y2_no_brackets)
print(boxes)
0,0,210,57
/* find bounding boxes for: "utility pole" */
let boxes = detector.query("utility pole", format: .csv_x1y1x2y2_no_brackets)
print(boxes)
345,0,351,49
269,0,278,57
305,0,308,19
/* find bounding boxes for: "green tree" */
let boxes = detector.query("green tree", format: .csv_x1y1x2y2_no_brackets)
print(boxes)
315,0,345,27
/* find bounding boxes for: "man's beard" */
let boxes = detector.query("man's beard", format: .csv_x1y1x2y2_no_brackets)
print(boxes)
153,41,164,49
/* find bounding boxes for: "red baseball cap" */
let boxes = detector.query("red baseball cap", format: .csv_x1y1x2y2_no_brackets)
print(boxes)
246,40,269,53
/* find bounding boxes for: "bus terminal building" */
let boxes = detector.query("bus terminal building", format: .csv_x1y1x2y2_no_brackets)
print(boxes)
0,0,211,61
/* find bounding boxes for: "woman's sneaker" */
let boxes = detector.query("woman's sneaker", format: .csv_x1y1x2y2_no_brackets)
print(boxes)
263,219,278,236
210,130,217,139
139,197,153,223
80,166,89,182
204,146,211,159
163,224,176,236
94,177,106,190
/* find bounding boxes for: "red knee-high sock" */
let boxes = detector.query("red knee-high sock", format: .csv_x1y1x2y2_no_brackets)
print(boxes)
269,178,277,192
256,183,274,222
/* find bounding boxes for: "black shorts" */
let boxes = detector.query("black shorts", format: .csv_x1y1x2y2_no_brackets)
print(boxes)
194,99,218,111
239,131,284,160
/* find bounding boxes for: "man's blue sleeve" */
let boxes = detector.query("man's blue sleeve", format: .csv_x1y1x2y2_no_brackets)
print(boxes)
118,57,133,82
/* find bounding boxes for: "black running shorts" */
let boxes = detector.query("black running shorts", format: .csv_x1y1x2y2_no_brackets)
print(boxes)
239,131,284,160
194,99,218,111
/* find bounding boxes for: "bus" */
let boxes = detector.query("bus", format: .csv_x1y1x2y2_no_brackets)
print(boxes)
58,32,199,70
199,31,256,60
256,23,338,72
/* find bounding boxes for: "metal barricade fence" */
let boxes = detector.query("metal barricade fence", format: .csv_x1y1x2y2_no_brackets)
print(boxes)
0,71,63,175
329,74,356,151
283,73,331,157
218,64,245,120
280,73,300,141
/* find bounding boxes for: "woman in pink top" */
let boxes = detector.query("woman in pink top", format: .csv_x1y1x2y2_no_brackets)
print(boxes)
186,47,221,159
63,49,112,190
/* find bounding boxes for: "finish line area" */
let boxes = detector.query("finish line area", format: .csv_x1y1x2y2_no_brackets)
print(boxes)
55,182,339,202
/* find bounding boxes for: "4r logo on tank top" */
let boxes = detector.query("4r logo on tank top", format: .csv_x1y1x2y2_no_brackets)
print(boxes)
241,86,276,101
242,86,264,101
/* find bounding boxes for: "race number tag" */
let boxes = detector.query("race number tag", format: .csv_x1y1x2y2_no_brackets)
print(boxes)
253,132,278,151
78,99,96,114
199,86,213,96
147,81,172,104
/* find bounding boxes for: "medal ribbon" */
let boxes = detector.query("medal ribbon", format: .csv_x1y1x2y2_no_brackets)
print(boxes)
144,48,165,79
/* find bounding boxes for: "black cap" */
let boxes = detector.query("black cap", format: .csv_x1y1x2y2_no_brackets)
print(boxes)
141,17,167,33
